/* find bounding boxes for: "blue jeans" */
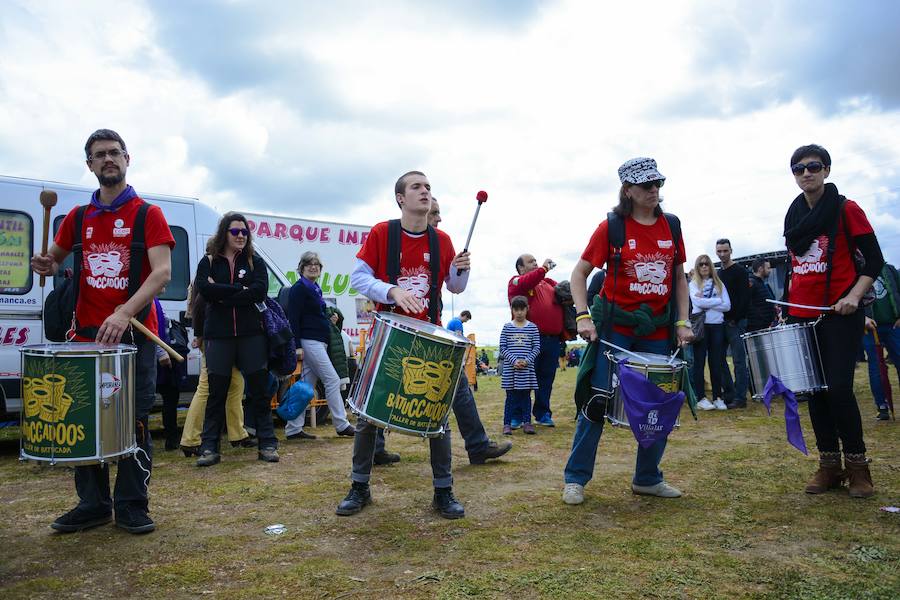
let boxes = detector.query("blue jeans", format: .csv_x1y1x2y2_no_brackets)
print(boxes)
721,318,749,402
692,323,726,400
862,324,900,410
533,334,560,420
565,331,670,487
504,389,532,425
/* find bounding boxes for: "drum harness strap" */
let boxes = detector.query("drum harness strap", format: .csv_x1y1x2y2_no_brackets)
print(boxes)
386,219,441,325
68,202,152,343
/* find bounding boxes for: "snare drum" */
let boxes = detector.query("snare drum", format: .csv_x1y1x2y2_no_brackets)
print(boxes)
742,322,826,399
20,343,137,466
348,312,472,437
607,351,685,427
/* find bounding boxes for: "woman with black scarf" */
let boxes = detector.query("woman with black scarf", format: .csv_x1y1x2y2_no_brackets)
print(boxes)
783,144,884,498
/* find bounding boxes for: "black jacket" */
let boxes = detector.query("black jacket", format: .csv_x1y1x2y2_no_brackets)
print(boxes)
746,274,776,332
718,263,751,322
195,251,268,339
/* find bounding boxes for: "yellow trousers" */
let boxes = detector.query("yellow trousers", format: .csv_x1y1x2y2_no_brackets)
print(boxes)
180,353,247,447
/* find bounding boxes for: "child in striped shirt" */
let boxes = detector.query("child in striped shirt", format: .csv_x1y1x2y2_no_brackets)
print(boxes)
499,296,541,435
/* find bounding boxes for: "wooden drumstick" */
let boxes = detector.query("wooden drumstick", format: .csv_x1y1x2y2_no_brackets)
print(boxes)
39,190,58,286
129,317,185,362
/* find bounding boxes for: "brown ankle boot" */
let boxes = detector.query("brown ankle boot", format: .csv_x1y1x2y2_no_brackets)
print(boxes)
844,455,875,499
805,452,845,494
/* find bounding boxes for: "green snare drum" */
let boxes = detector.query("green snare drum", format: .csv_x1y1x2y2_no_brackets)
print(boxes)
608,351,685,427
20,343,136,466
349,312,472,437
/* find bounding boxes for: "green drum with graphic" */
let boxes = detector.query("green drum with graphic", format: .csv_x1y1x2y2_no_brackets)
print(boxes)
608,351,685,427
349,312,473,437
20,343,136,465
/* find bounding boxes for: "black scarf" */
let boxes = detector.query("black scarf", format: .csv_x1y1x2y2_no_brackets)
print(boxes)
783,182,844,256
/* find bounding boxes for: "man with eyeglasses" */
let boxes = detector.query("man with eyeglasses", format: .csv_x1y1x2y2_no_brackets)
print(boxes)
31,129,175,534
715,238,751,409
782,143,884,499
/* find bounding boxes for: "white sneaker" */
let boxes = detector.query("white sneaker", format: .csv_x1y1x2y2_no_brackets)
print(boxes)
632,481,683,498
714,398,727,411
562,483,584,505
696,398,715,411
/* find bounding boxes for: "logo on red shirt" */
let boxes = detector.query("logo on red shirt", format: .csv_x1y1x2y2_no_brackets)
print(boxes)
793,237,828,275
624,252,671,295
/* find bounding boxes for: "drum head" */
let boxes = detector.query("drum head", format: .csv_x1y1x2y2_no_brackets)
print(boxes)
614,351,684,368
375,312,470,345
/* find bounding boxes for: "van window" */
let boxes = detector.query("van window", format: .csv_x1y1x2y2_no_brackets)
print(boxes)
160,227,188,300
53,216,188,300
267,264,283,297
0,210,34,294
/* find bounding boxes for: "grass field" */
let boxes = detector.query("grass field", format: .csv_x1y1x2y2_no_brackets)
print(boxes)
0,365,897,599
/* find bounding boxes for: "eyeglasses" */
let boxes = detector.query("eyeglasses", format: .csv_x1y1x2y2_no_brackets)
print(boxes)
791,161,825,175
228,228,249,237
698,262,711,267
304,262,322,268
637,180,664,190
88,149,126,162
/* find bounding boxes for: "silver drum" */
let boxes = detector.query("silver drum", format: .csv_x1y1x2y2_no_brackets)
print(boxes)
742,323,826,399
20,343,137,466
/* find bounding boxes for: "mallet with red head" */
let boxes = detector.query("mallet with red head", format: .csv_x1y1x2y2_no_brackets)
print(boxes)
457,190,488,275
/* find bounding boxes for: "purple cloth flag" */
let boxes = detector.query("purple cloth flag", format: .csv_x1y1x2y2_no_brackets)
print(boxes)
617,360,684,448
762,375,809,455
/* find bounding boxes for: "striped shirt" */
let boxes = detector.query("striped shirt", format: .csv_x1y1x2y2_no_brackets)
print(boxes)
499,320,540,390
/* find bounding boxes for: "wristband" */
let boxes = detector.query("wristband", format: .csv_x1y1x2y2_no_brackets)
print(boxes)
576,314,592,322
576,310,589,317
675,319,689,328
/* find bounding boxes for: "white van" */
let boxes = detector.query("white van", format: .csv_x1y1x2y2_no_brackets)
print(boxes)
0,174,291,419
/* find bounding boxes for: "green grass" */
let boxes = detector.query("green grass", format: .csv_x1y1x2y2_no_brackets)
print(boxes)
0,366,897,599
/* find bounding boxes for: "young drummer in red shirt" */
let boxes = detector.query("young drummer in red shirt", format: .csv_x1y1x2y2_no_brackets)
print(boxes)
783,144,884,498
336,171,471,519
562,157,693,506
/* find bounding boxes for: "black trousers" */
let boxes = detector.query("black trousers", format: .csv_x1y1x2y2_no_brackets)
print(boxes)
74,339,156,514
795,311,866,455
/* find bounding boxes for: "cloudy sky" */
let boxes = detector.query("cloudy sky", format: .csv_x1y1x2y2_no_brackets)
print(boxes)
2,0,899,344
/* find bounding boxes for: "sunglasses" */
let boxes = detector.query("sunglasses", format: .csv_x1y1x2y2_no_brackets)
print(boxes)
637,180,664,190
791,161,825,175
228,228,249,237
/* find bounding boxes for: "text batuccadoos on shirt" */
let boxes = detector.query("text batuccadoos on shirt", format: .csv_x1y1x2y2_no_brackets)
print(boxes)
787,199,873,318
55,197,176,340
356,221,456,325
581,215,686,340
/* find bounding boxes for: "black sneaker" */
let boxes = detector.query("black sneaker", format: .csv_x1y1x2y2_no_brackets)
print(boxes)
258,448,280,462
726,400,747,410
337,426,356,437
374,450,401,465
876,409,890,421
232,435,258,448
196,450,221,467
336,483,371,516
286,430,317,440
115,505,156,534
432,487,465,519
469,440,513,465
51,506,112,533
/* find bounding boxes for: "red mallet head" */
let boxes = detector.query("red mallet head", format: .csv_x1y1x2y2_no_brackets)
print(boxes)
476,190,488,203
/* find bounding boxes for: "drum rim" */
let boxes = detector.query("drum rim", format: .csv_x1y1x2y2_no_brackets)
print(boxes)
374,311,472,346
21,343,138,355
609,350,686,369
741,321,814,339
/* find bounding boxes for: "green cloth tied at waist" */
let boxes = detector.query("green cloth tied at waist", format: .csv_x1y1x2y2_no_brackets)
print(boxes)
574,295,697,419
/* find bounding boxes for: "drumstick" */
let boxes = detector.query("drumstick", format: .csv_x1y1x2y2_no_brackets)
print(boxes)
39,190,58,286
766,299,833,312
129,317,185,362
599,339,646,362
457,190,488,275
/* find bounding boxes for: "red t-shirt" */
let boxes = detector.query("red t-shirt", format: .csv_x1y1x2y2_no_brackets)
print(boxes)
55,197,175,339
582,215,686,340
356,221,456,324
787,199,873,318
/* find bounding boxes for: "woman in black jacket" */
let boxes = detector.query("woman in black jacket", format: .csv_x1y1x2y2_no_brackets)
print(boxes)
194,213,278,466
